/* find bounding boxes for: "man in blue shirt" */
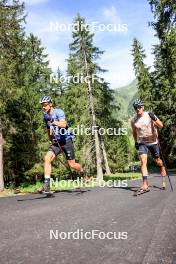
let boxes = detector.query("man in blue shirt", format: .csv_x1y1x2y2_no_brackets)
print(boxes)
39,96,86,193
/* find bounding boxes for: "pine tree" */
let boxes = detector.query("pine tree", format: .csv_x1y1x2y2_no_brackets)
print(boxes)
148,0,176,164
64,15,131,177
65,15,117,179
7,33,51,183
0,0,26,185
0,1,51,184
131,38,153,109
68,15,104,179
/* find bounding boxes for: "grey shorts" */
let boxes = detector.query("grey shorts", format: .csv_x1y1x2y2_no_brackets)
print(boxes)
138,143,160,159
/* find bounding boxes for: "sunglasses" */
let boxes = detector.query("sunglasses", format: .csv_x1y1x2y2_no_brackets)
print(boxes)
42,103,50,107
134,106,143,110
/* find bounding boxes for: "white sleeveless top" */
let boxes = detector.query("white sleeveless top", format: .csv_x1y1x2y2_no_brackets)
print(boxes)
131,112,158,145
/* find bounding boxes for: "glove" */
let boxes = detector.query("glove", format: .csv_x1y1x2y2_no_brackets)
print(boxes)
135,142,139,150
148,112,158,121
44,112,54,123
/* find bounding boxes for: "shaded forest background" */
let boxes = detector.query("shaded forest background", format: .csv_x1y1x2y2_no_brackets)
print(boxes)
0,0,175,188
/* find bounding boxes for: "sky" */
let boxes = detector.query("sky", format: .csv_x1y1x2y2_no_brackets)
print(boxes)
22,0,157,88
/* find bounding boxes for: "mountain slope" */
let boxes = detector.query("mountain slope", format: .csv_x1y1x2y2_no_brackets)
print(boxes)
113,79,138,119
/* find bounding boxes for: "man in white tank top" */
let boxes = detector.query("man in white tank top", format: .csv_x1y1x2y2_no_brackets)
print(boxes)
131,99,166,191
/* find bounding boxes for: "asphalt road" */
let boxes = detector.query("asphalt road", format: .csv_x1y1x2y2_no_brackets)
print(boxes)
1,173,176,264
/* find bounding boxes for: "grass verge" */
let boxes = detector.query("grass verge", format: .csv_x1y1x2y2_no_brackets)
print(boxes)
0,172,142,197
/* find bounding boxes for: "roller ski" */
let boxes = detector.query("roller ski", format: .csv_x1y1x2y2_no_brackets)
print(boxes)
42,190,55,198
133,188,150,196
34,178,55,198
32,189,55,198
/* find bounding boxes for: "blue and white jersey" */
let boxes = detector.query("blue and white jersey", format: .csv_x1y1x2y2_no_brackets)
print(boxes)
43,108,73,142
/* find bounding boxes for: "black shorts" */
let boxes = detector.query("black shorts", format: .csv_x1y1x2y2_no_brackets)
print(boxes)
48,138,75,160
138,143,160,159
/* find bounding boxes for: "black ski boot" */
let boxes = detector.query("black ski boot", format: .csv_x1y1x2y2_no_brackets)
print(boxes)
43,178,50,193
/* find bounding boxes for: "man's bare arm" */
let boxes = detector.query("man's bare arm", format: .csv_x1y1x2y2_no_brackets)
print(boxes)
152,119,163,129
148,112,163,128
131,120,137,142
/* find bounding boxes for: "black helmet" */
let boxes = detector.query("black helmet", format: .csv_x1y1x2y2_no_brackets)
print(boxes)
39,96,52,104
133,98,144,108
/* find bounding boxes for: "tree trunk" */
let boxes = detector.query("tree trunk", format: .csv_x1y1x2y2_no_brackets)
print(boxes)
87,80,104,181
0,122,4,191
83,51,104,181
100,139,111,175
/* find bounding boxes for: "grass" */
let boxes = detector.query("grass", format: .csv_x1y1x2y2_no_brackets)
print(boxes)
0,172,142,197
19,182,43,193
104,172,141,181
18,172,142,193
19,178,96,193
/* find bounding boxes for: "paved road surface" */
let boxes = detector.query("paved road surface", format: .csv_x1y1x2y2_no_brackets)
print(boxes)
1,173,176,264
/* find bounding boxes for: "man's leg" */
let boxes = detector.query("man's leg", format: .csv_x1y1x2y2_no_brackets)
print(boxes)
44,151,55,177
42,151,55,192
148,144,166,177
138,144,149,189
67,159,81,171
67,160,90,182
153,158,166,176
139,154,149,189
62,139,88,179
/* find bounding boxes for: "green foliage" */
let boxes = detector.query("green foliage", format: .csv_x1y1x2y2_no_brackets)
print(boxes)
0,5,136,186
131,38,153,109
149,0,176,165
0,1,51,183
63,14,132,173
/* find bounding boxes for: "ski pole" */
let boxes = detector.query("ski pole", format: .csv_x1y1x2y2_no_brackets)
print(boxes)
157,137,166,190
157,138,174,192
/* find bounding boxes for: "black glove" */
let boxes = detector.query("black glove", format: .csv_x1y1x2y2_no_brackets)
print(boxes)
148,112,158,121
135,142,139,150
44,113,54,123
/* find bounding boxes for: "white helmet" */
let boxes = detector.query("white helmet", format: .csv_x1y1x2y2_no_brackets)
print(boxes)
133,98,144,108
39,96,52,104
